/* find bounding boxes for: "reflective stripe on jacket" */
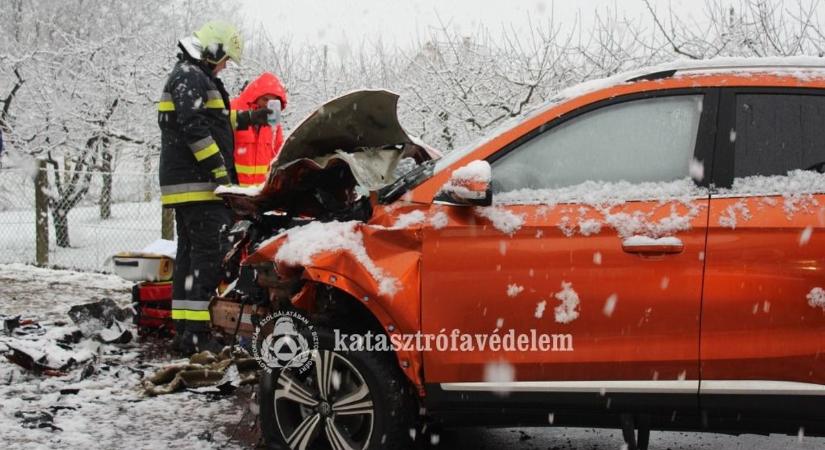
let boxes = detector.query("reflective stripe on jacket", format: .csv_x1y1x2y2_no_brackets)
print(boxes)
230,72,287,187
158,56,237,206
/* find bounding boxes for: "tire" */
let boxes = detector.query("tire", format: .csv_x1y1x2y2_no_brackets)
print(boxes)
259,328,417,450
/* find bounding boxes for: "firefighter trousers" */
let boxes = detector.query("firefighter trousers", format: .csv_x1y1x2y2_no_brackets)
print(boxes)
171,204,232,334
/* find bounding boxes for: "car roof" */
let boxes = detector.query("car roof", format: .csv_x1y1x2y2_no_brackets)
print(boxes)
554,56,825,102
628,55,825,78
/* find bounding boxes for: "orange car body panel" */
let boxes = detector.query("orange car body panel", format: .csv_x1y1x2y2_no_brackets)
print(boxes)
421,200,709,384
702,194,825,383
246,204,429,387
245,70,825,392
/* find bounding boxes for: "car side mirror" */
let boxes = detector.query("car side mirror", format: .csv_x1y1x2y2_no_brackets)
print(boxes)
434,160,493,207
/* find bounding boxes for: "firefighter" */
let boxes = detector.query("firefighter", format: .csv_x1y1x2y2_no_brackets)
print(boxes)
157,21,271,355
231,72,288,186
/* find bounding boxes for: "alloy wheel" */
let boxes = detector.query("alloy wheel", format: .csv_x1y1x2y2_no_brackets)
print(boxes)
273,349,375,450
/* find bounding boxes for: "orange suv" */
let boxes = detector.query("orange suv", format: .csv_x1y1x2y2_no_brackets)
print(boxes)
213,58,825,450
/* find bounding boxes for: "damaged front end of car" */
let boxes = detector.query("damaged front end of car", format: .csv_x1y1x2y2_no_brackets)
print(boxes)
209,90,438,387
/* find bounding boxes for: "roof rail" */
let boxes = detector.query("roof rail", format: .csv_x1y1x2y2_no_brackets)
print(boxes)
626,60,825,83
625,70,677,83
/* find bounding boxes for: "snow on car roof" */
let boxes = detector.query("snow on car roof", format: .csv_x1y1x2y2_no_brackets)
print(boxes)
559,56,825,100
435,56,825,173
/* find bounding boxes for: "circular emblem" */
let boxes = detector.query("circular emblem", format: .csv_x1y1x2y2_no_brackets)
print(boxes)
252,310,318,373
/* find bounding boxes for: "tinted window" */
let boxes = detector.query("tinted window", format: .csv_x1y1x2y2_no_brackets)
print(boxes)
491,95,703,193
734,94,825,177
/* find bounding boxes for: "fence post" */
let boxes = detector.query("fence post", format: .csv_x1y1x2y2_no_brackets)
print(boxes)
34,159,49,266
162,208,174,240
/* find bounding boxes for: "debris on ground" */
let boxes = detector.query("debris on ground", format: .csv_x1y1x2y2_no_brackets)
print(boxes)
142,347,258,396
97,320,132,344
0,263,246,449
14,410,61,432
1,298,134,375
67,298,132,342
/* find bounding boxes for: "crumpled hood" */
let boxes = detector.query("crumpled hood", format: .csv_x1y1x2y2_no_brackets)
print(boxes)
217,90,440,216
231,72,288,110
273,89,439,168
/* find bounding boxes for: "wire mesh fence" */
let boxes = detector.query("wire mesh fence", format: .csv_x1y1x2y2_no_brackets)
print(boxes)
0,165,167,272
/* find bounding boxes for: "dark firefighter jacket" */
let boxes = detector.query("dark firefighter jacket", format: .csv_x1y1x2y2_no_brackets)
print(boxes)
158,55,238,207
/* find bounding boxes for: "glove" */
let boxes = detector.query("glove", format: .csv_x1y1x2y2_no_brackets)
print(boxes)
237,108,272,129
250,108,272,125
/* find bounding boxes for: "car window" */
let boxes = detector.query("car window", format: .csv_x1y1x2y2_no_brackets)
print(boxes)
490,95,703,193
733,94,825,178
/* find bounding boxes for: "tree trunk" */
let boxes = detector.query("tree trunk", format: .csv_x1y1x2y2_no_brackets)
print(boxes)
162,208,174,240
53,207,70,248
143,151,153,202
35,159,49,265
99,148,112,219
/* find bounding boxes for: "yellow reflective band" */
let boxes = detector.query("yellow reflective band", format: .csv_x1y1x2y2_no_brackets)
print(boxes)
235,164,269,175
230,110,238,129
161,191,220,205
212,167,228,178
158,101,175,112
205,98,225,109
193,143,220,161
171,310,212,321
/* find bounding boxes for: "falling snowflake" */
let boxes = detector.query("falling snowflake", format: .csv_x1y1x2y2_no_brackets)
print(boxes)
603,294,618,317
507,284,524,298
807,287,825,309
800,226,813,246
554,281,580,324
534,300,547,319
483,360,515,394
689,158,704,182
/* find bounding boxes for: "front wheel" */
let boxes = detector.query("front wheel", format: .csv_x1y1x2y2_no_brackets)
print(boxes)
259,329,417,450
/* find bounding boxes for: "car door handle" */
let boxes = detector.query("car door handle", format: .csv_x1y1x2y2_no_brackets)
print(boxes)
622,236,684,255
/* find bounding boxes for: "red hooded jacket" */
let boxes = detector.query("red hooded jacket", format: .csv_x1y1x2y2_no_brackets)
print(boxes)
230,72,288,186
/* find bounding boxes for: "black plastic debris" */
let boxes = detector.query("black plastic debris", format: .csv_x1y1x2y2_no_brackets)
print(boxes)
11,323,45,337
2,315,21,334
4,345,68,375
68,298,131,330
56,329,84,345
97,320,133,344
196,430,214,442
48,405,77,413
77,362,97,381
15,410,61,432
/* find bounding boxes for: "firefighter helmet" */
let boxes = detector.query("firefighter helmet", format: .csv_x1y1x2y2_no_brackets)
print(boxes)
194,20,243,64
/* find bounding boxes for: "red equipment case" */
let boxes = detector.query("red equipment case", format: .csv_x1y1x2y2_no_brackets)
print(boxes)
131,281,174,335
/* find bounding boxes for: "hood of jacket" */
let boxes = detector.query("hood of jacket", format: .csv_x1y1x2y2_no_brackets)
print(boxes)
232,72,288,110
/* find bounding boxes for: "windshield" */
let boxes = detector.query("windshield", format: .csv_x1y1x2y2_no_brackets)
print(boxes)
433,95,568,174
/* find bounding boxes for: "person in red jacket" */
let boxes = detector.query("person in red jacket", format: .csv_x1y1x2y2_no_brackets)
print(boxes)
230,72,288,186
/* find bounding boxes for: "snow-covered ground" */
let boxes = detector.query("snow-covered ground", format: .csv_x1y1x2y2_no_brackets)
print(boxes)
0,201,162,272
1,263,824,450
0,264,246,450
